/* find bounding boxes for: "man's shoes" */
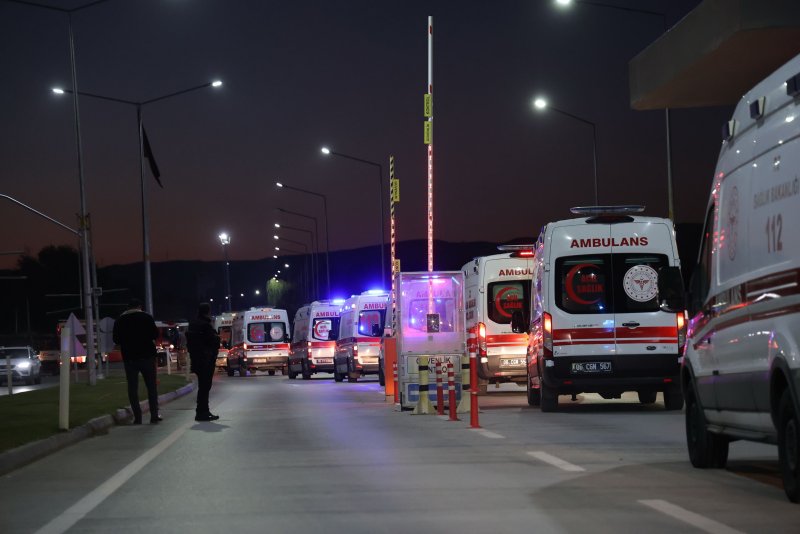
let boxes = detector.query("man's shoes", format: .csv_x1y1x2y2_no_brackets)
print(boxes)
194,413,220,422
150,414,163,424
132,418,142,425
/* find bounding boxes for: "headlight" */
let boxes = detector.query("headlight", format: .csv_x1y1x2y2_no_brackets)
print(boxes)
16,361,31,370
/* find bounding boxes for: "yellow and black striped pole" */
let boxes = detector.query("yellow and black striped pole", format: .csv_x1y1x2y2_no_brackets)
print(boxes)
413,356,432,414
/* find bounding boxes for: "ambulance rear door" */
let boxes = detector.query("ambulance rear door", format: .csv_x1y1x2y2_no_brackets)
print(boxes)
610,222,677,358
550,224,616,361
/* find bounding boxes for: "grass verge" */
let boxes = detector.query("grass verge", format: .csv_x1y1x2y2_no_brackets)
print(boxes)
0,373,190,453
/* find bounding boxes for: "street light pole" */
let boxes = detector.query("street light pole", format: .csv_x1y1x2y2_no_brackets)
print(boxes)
274,222,318,298
533,98,598,205
554,0,673,219
219,233,232,312
275,184,331,296
53,81,222,315
320,148,386,288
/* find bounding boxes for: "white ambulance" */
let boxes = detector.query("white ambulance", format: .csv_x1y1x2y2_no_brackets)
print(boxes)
228,307,290,376
462,251,534,389
213,312,236,372
288,300,341,379
525,206,686,411
682,52,800,502
333,290,388,383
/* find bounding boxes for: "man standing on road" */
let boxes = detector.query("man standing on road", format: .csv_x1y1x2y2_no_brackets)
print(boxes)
186,303,220,421
112,298,161,424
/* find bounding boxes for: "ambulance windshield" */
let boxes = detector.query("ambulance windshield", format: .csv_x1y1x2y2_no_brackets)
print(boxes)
247,322,287,343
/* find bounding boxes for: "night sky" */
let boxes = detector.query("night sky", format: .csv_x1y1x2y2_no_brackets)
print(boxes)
1,0,730,272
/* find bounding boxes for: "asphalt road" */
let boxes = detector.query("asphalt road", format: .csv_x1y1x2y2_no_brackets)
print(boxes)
1,373,799,533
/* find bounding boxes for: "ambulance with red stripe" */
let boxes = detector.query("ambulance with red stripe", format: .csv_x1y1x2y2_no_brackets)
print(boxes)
288,300,341,379
333,290,388,383
524,206,686,411
214,312,236,372
462,251,534,389
228,308,290,376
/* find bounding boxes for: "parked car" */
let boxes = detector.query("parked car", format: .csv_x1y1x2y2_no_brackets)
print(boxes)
0,346,42,385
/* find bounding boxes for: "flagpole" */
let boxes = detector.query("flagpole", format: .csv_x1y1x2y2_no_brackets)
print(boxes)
137,104,154,315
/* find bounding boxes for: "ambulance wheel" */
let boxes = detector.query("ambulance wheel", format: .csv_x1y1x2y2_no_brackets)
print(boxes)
540,385,558,412
778,389,800,502
301,362,312,380
526,379,541,407
378,364,385,386
334,366,344,382
638,390,657,405
287,366,297,379
664,384,684,411
686,385,728,468
268,370,276,376
227,368,234,377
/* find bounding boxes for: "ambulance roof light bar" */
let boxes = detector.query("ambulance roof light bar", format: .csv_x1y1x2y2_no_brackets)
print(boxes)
570,205,645,216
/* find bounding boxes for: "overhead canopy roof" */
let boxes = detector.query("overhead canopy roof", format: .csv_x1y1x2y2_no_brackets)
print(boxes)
629,0,800,110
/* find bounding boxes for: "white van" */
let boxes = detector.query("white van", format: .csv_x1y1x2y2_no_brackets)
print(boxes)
288,300,341,379
228,308,290,376
525,206,686,412
462,251,534,389
333,290,388,383
682,52,800,502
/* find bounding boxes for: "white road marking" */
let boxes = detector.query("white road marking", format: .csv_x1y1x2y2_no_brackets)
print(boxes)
638,499,745,534
527,451,585,472
35,422,192,534
469,428,505,439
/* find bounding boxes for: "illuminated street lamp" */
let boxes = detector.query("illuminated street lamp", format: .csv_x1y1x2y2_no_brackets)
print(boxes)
533,97,598,205
53,80,223,314
320,146,386,288
275,183,330,295
552,0,674,219
218,232,232,312
274,218,317,297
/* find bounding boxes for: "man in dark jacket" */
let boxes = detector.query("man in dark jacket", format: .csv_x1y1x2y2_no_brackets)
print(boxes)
112,298,161,424
186,303,220,421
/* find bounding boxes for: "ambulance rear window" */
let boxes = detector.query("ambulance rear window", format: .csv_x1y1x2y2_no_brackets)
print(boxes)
248,322,287,343
487,281,531,324
556,256,611,314
358,310,386,337
312,317,340,341
613,254,668,313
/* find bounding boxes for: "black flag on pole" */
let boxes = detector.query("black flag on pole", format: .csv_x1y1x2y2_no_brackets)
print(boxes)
142,126,163,188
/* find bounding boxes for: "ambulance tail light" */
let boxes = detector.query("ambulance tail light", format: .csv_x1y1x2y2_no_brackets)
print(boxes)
543,312,553,359
477,323,487,356
677,311,687,352
243,343,248,350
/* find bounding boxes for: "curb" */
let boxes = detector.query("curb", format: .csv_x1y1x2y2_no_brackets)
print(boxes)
0,381,196,477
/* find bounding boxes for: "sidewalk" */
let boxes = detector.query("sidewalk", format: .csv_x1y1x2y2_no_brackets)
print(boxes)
0,379,196,476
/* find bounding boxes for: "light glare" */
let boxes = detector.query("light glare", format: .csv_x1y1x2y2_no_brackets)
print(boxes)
211,80,223,87
321,147,331,155
534,98,547,110
52,88,65,94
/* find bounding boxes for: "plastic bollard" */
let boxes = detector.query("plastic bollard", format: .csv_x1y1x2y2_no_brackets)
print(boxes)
448,361,459,421
436,360,445,415
393,362,399,405
469,332,480,428
413,356,431,414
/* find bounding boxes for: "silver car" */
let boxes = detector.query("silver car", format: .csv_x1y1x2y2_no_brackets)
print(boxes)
0,346,43,385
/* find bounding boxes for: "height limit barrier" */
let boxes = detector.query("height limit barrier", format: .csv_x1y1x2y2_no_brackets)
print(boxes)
396,271,467,413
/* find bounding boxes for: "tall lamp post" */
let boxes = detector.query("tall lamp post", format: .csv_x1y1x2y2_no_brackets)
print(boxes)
274,222,317,298
4,0,122,385
274,237,311,302
553,0,673,219
320,147,386,288
219,232,232,312
53,80,223,315
533,97,599,205
274,185,331,295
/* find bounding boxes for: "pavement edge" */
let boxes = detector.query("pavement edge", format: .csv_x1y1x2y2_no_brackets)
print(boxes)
0,381,196,477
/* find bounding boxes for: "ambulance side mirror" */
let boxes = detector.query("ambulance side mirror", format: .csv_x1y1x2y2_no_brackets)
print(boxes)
658,266,685,313
511,310,527,334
